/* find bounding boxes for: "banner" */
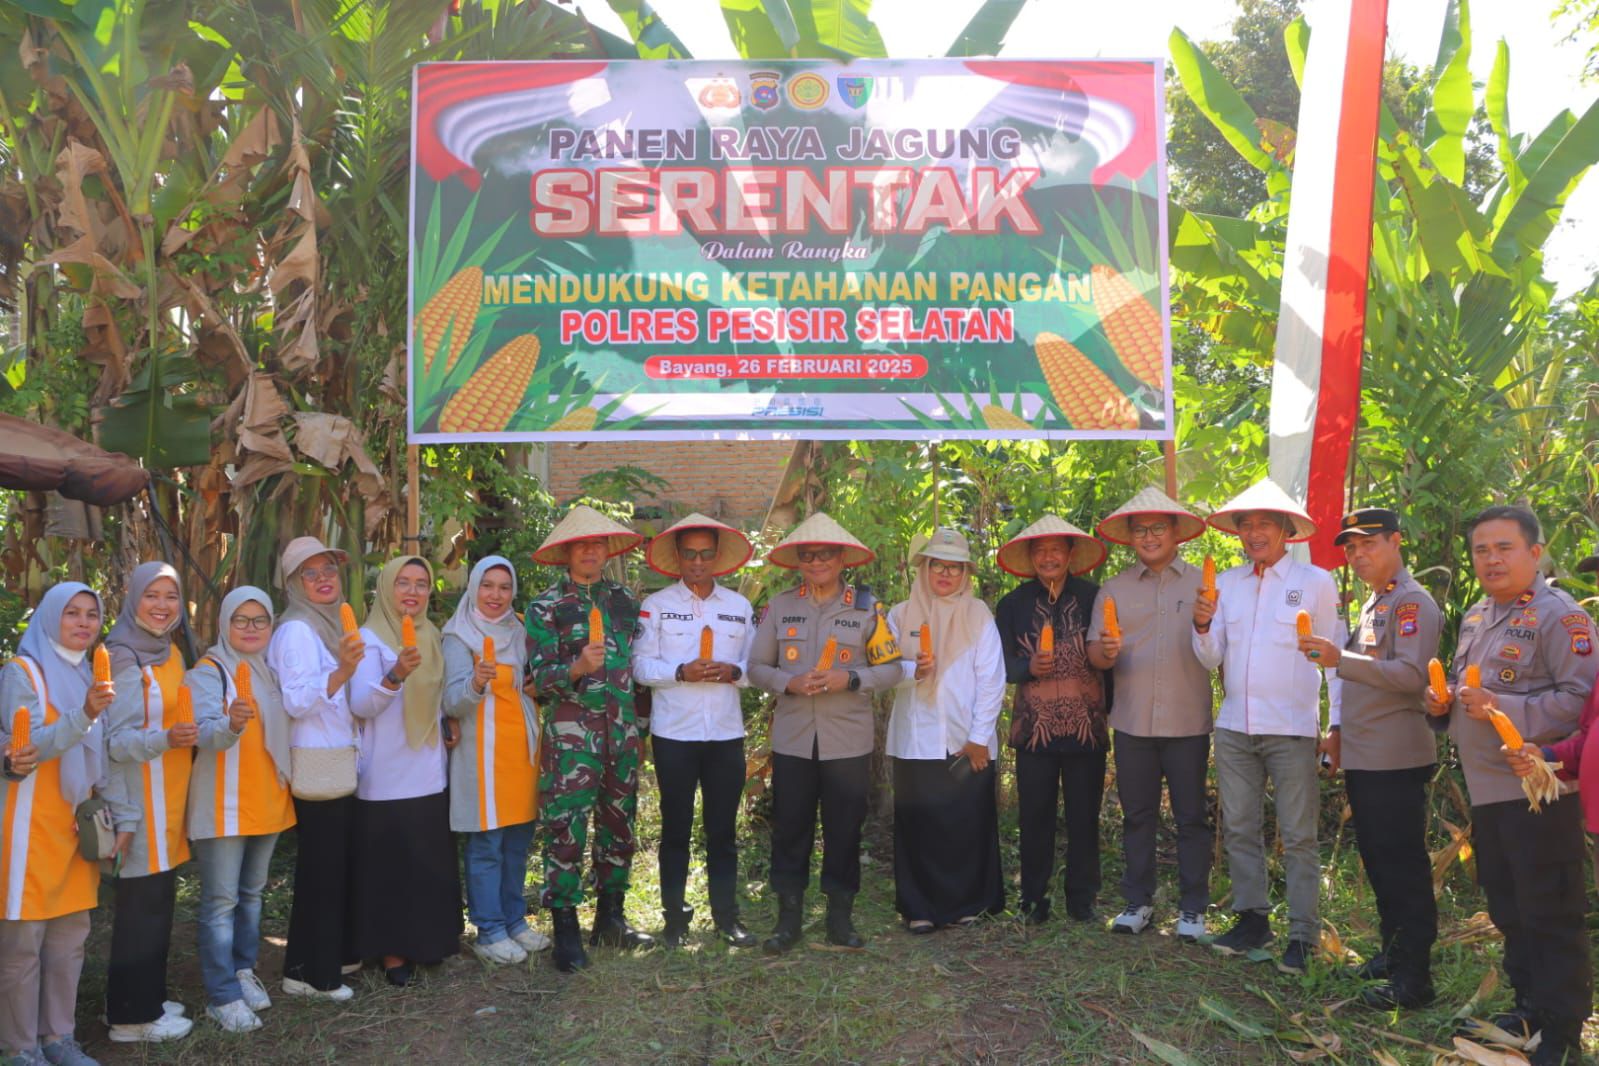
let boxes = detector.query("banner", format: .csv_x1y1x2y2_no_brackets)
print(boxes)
409,59,1171,443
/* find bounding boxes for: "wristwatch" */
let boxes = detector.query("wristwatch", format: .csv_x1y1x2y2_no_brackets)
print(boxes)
675,664,687,682
384,668,403,687
729,665,743,682
846,670,861,692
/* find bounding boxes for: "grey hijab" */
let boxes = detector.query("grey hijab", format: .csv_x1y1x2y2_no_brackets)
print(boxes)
205,586,292,780
104,561,182,675
15,582,105,804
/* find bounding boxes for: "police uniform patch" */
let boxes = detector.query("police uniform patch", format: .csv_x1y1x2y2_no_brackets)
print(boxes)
1286,590,1303,606
839,648,853,663
786,627,797,637
638,610,651,618
1499,666,1518,684
1466,613,1483,625
1395,602,1419,637
842,587,855,607
1562,613,1594,656
1500,643,1523,660
1375,604,1390,615
784,646,799,661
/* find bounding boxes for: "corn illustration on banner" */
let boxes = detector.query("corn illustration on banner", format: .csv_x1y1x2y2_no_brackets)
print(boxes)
409,59,1171,442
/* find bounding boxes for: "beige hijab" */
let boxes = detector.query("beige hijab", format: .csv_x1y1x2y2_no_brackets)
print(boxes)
366,557,445,749
901,557,991,699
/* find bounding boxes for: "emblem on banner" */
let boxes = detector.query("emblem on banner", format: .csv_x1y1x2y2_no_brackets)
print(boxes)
787,72,829,109
837,76,872,108
697,78,741,110
749,71,780,111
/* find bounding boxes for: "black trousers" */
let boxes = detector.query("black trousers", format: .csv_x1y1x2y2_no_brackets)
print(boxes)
283,795,354,991
654,735,746,916
1114,732,1212,913
105,869,178,1025
1474,794,1592,1027
1345,765,1437,983
1015,747,1106,910
769,744,869,897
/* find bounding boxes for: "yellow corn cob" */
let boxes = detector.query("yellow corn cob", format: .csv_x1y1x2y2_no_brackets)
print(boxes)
438,334,542,433
1487,709,1524,750
982,404,1031,430
1092,264,1163,389
1033,332,1139,430
1102,597,1121,640
1428,658,1448,703
546,406,600,432
1295,610,1312,638
416,266,483,372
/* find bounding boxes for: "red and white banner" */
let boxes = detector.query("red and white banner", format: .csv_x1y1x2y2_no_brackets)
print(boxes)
1267,0,1389,568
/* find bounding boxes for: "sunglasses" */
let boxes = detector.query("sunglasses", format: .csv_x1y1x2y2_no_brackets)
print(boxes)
795,548,841,564
678,548,719,562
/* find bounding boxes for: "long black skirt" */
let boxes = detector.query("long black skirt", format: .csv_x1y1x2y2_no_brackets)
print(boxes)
350,791,463,962
891,756,1006,926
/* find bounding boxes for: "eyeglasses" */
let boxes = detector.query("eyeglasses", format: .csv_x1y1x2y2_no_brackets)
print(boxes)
298,567,339,582
230,614,272,632
928,560,965,577
678,548,719,562
795,548,840,564
1129,522,1171,539
393,579,430,594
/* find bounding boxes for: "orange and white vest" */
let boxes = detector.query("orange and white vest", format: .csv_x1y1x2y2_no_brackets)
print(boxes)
448,660,539,833
185,658,295,840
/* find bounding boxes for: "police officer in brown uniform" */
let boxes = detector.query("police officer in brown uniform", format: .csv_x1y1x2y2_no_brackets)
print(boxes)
747,513,902,954
1424,506,1595,1066
1298,507,1440,1009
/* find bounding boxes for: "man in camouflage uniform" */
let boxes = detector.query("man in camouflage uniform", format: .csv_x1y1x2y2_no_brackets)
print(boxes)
525,505,655,973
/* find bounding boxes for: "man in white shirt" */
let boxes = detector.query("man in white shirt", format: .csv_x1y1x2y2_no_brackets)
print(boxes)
1191,480,1342,975
632,514,758,948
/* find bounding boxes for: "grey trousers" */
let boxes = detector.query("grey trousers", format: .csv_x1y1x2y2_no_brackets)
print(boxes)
1114,732,1212,913
1214,728,1320,942
0,910,91,1053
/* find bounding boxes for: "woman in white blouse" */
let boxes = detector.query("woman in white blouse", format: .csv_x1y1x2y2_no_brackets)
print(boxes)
885,527,1007,932
266,536,365,1003
348,556,462,986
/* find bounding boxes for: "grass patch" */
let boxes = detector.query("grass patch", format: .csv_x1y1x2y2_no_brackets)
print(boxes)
69,759,1597,1064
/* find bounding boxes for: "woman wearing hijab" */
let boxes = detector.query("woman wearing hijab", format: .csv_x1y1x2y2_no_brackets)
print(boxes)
442,556,546,966
185,588,295,1032
348,556,462,986
267,536,365,1003
886,529,1007,932
0,583,127,1066
104,561,196,1044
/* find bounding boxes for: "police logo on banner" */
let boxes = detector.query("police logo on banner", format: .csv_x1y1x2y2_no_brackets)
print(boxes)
749,71,780,110
837,76,872,108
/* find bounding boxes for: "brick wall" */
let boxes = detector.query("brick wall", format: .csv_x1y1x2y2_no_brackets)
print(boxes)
542,440,793,525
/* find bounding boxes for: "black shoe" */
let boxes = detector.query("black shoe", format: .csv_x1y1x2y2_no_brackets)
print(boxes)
1344,953,1389,981
1276,939,1314,975
1359,980,1434,1010
824,893,864,949
1065,902,1096,923
384,962,415,987
551,907,590,973
1529,1020,1583,1065
1211,911,1272,956
762,892,804,956
661,905,693,949
1019,898,1051,926
713,914,758,948
590,891,656,950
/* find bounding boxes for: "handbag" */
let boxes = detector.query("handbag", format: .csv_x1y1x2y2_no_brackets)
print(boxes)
74,795,117,862
289,744,357,801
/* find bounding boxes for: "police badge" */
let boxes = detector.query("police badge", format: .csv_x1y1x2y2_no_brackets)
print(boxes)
749,71,779,111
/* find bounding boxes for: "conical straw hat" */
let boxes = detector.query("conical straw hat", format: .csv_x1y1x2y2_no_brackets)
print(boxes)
533,504,643,565
767,511,875,569
996,514,1107,577
1207,479,1316,542
1096,486,1207,545
645,513,753,578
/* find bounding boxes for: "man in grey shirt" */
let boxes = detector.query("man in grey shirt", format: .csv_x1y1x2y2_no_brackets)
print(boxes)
1298,507,1440,1009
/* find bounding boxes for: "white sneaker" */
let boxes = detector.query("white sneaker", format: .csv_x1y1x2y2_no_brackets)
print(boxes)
107,1012,193,1043
236,969,272,1012
206,1000,262,1033
472,938,528,965
162,1001,185,1017
511,926,552,953
1111,905,1153,935
340,961,362,975
1177,910,1206,943
280,978,354,1003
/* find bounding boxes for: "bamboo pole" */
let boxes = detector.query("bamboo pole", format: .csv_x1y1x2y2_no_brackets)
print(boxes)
405,444,421,546
1163,438,1178,498
930,441,941,527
